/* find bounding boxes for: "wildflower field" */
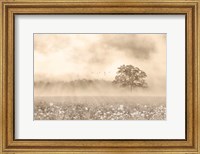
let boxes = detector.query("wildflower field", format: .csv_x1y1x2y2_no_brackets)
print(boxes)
34,96,166,120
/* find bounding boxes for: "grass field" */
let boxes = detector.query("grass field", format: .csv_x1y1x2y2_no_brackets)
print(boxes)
34,96,166,120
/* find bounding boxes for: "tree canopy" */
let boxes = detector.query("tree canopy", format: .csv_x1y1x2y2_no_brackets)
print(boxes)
113,65,148,91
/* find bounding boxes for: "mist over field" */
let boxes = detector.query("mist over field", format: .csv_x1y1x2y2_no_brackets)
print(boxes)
34,79,164,97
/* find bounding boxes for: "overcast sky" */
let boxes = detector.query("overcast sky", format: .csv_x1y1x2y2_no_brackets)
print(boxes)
34,34,166,94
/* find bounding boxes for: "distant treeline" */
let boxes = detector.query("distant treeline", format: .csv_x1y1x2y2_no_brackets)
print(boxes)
34,79,113,88
34,79,153,96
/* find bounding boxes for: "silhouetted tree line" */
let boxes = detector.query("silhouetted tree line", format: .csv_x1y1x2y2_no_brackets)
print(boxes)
35,65,148,92
34,79,113,88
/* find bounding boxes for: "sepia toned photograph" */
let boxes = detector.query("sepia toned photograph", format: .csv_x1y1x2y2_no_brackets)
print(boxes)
34,34,166,120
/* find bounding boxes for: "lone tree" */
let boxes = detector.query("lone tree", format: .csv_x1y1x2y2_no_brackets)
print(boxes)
113,65,148,92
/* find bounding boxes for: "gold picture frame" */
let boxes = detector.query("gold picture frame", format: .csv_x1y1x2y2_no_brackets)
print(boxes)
0,0,199,153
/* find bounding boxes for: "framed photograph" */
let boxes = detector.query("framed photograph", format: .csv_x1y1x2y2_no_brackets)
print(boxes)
0,0,199,153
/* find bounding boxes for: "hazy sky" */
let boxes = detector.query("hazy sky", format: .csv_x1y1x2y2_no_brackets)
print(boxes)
34,34,166,94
